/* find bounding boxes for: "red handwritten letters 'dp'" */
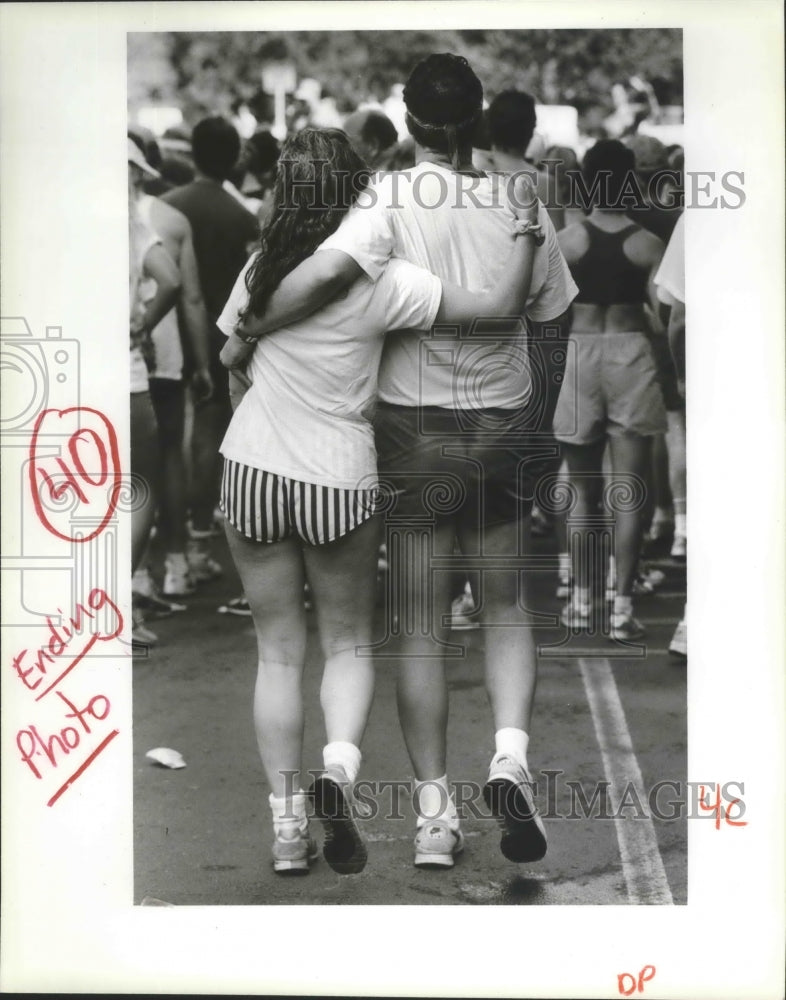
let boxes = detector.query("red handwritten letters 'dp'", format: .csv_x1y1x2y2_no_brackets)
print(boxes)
29,406,122,543
15,406,124,806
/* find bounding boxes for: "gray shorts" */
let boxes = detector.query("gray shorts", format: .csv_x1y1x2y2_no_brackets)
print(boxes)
553,331,667,444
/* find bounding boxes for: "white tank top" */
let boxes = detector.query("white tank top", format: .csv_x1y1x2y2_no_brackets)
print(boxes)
138,195,184,381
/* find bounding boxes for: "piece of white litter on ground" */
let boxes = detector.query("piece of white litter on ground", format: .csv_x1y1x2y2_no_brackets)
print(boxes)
140,896,176,906
146,747,186,769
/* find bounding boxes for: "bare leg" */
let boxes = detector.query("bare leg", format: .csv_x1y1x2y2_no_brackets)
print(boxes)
190,394,231,533
225,523,306,798
456,516,537,732
561,440,605,592
303,516,382,748
130,392,159,573
665,409,686,528
391,522,455,781
607,433,653,598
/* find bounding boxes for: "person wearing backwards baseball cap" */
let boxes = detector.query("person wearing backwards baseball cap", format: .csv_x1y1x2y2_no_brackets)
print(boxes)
221,52,578,870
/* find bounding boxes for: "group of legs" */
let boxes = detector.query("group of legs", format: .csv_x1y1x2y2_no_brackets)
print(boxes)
225,397,550,875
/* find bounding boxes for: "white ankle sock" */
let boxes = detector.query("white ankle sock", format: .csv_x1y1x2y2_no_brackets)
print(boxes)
495,728,529,769
674,511,687,536
414,774,458,828
323,741,361,784
269,790,308,833
558,552,571,576
614,595,633,617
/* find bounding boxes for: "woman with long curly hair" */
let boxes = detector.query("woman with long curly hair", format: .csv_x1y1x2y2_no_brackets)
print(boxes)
217,127,542,876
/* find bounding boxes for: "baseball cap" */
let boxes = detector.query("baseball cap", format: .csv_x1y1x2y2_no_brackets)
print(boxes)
128,137,160,177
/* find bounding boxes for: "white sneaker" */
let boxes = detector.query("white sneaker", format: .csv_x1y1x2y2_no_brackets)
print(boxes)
670,534,687,560
413,819,465,868
561,599,591,629
610,612,645,641
271,821,318,875
669,618,687,658
163,553,196,596
483,754,547,862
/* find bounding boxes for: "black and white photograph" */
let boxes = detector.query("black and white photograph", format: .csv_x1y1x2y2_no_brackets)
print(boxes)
128,27,689,907
1,2,784,996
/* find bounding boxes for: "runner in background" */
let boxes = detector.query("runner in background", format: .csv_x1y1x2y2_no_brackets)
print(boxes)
161,117,259,585
554,139,666,641
128,133,214,606
653,212,687,658
128,140,181,646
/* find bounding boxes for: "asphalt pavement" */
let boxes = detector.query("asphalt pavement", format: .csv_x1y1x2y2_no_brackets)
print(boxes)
133,526,687,907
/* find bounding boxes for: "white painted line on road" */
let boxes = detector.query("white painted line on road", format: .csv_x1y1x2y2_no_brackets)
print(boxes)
579,657,674,905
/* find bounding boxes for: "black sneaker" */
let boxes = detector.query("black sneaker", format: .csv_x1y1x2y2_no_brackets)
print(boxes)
309,766,368,875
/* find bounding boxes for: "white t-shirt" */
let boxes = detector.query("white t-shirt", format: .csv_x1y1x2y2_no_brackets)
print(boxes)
217,255,441,489
654,212,685,306
138,195,183,381
319,161,578,408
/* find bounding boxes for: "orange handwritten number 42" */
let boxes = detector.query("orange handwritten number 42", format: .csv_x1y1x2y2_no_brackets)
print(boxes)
699,784,748,830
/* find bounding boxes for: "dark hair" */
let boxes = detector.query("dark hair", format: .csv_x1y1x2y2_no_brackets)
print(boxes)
159,154,195,189
487,90,537,154
246,129,281,175
242,128,370,320
403,53,482,155
358,111,398,153
581,139,636,209
378,137,416,171
191,116,241,181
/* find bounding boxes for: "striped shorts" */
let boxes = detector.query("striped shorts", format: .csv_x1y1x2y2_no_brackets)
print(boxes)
220,458,379,546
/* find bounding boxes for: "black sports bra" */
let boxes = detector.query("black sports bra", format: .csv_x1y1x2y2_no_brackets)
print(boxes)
571,221,649,306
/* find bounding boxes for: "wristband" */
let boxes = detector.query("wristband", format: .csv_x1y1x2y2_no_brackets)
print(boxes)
513,219,545,246
234,328,260,345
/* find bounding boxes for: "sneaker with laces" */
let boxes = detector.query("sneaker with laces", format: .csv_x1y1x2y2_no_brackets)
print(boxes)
483,754,547,862
561,600,591,629
670,534,686,560
310,766,369,875
610,612,645,641
271,822,318,875
163,553,196,597
413,819,465,868
668,618,687,658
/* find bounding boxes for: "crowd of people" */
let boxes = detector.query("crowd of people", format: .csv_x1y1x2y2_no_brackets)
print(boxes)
128,52,687,877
